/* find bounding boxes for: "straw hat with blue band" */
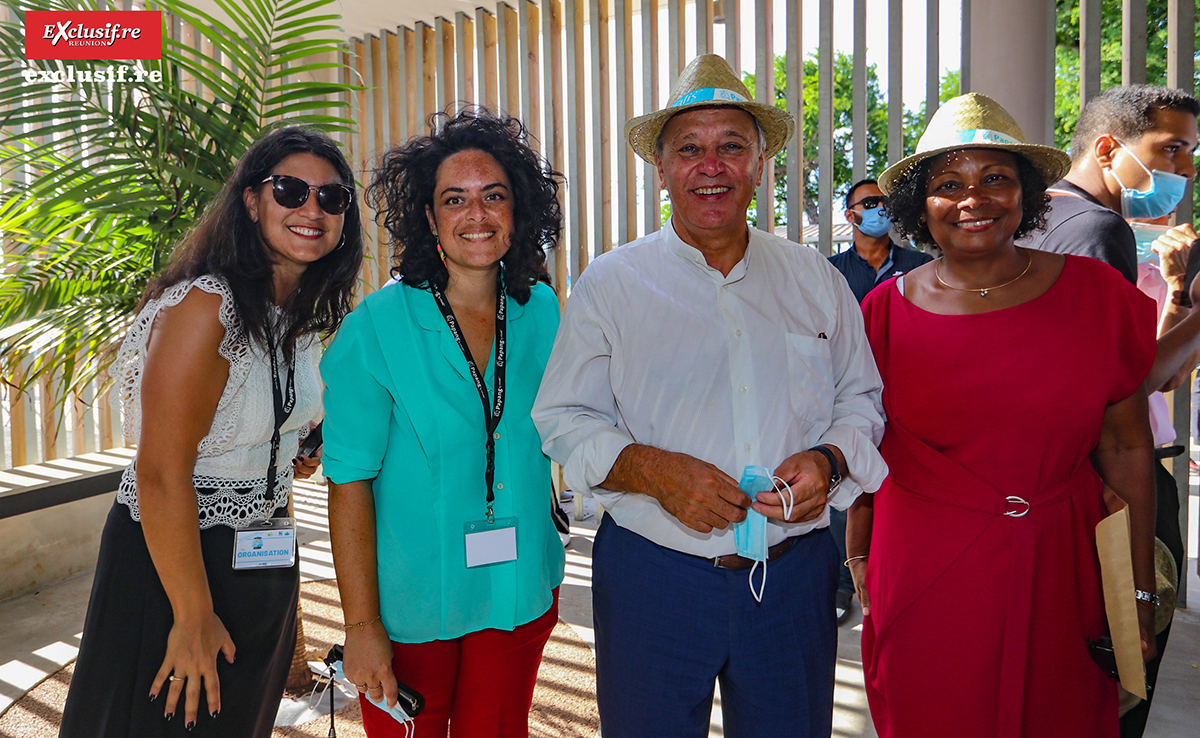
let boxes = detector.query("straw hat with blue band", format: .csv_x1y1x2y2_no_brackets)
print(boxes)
877,92,1071,196
624,54,796,163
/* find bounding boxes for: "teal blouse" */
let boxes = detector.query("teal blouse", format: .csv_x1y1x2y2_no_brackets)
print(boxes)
320,280,566,643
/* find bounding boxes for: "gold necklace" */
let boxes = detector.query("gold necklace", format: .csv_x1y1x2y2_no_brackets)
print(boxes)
934,253,1033,298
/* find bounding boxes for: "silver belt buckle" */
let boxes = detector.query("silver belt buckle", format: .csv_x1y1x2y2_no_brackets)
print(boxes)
1004,495,1030,518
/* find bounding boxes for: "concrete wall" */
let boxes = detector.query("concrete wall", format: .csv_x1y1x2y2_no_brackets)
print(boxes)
0,492,114,601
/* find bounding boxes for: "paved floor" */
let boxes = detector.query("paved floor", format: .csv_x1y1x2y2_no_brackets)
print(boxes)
1,477,1197,737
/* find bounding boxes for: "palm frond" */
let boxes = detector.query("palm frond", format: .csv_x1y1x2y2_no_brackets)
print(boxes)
0,0,360,403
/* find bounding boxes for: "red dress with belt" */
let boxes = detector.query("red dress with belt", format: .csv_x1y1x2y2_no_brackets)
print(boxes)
859,255,1156,738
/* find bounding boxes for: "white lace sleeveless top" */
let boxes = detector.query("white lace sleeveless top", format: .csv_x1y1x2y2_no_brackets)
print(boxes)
110,275,323,529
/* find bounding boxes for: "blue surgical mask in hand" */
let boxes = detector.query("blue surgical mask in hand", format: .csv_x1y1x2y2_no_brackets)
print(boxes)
1130,223,1171,264
333,661,417,730
733,465,794,603
856,206,894,238
1110,144,1188,220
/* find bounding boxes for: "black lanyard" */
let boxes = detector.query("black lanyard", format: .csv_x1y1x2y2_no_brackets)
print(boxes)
265,332,296,509
429,269,506,522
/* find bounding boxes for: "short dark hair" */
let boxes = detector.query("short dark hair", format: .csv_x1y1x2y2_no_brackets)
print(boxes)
1070,85,1200,161
144,126,364,356
367,108,562,305
844,178,880,210
886,149,1051,246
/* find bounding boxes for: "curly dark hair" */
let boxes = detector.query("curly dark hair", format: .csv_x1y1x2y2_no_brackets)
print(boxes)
886,149,1051,247
143,126,364,358
366,108,562,304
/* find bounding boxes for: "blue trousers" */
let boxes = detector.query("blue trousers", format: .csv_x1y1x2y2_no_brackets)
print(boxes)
591,514,839,738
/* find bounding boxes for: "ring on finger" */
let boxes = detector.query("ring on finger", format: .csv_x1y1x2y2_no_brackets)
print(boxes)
167,675,180,682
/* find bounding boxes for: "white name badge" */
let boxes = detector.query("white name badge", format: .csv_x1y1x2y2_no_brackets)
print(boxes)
464,517,518,568
232,517,297,570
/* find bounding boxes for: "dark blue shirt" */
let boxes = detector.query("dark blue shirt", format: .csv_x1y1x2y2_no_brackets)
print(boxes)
828,241,933,304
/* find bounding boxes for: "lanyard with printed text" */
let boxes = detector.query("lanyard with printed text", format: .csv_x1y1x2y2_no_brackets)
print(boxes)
265,331,296,507
429,269,506,522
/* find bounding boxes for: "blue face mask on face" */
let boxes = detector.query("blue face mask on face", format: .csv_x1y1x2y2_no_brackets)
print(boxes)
856,206,894,238
732,465,794,603
1109,143,1188,220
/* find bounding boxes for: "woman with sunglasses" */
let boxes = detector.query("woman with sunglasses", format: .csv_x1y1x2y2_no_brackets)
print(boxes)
321,109,565,737
59,127,363,738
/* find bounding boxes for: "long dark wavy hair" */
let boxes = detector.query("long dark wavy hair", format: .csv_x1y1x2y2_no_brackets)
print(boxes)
367,108,562,304
142,126,364,357
887,148,1051,247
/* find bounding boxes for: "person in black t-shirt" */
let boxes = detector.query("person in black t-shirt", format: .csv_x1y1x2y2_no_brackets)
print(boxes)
1019,84,1200,738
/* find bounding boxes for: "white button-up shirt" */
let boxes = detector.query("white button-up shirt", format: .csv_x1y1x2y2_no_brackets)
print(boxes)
532,220,888,556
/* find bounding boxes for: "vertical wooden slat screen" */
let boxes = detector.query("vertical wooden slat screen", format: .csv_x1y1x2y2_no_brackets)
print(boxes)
456,13,476,108
925,0,940,122
887,0,903,167
960,0,971,92
615,0,636,245
566,0,589,280
481,10,500,111
38,378,60,462
369,34,384,152
386,31,403,145
668,0,685,87
1079,0,1102,107
415,23,430,127
436,17,456,115
8,387,26,467
368,34,388,286
544,0,568,308
753,0,773,230
784,0,801,243
816,0,833,255
723,0,739,71
695,0,712,57
852,0,867,183
402,27,417,139
519,0,539,151
590,0,613,253
422,24,438,129
1122,0,1148,86
641,0,661,235
498,3,521,117
97,385,114,453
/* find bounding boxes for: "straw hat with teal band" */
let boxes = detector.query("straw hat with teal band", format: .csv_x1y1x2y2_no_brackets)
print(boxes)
625,54,796,163
878,93,1071,195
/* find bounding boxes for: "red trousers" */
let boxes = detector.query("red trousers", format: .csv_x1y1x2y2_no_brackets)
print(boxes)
360,588,559,738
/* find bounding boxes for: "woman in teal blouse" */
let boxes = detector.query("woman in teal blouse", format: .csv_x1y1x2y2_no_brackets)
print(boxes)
322,109,566,738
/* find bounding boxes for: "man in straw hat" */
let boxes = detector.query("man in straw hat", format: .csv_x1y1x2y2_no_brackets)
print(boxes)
533,54,887,736
1017,84,1199,738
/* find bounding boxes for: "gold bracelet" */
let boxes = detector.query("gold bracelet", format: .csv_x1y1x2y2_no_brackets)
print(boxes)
844,555,868,567
345,614,382,630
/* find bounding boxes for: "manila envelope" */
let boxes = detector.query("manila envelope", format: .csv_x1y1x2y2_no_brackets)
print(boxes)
1097,488,1147,700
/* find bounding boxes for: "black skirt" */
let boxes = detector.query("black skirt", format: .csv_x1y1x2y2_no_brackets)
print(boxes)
59,500,300,738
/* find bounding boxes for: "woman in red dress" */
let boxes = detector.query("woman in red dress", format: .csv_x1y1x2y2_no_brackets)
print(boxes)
848,93,1161,738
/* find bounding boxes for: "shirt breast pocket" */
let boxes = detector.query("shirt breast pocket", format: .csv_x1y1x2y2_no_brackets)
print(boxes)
786,334,835,428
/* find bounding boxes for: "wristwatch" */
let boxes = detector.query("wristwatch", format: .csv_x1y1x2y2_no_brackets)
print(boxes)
1134,589,1160,608
807,445,842,493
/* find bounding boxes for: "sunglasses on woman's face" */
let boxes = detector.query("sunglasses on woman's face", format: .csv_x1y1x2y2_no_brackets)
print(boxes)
261,174,354,215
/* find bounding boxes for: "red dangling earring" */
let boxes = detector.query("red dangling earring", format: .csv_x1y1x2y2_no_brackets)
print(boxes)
436,236,446,264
